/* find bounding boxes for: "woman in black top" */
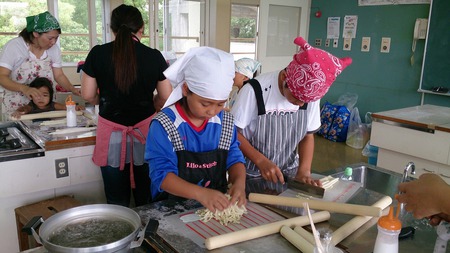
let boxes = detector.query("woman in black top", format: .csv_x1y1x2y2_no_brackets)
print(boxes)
81,4,172,207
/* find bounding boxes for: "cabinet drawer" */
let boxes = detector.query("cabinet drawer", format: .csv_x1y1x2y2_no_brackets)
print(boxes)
377,148,450,184
371,121,450,165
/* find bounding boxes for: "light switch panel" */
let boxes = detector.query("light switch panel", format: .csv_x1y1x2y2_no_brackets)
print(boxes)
325,39,330,47
315,39,322,46
333,39,338,48
343,38,352,51
380,37,391,53
361,37,371,52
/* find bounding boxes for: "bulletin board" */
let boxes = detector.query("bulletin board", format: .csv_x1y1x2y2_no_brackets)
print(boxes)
358,0,430,5
419,0,450,93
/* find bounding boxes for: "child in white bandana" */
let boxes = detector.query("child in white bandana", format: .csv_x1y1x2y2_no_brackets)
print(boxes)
145,47,247,212
226,58,261,110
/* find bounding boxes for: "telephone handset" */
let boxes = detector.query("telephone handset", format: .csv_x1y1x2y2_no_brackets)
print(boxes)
414,18,428,40
411,18,428,66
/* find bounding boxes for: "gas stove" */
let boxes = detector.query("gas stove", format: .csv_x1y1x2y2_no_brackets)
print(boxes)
0,121,44,162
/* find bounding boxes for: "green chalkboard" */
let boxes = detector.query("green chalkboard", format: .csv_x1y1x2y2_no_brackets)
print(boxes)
420,0,450,94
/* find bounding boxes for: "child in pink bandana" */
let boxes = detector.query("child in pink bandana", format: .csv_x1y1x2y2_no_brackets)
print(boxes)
231,36,351,186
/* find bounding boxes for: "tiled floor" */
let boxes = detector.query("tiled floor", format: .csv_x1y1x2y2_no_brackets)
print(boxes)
312,134,368,174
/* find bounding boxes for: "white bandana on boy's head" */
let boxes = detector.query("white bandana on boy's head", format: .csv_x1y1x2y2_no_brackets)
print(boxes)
162,47,235,108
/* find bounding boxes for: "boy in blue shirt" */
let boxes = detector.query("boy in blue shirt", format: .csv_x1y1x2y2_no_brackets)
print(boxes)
145,47,247,212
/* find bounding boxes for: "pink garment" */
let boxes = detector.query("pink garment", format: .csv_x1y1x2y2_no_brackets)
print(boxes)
286,37,352,103
92,115,153,188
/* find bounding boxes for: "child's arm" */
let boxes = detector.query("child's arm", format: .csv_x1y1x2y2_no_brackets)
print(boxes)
161,173,231,212
227,163,247,207
11,105,32,119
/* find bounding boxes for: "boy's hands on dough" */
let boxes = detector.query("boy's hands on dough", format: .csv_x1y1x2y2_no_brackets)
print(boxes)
197,188,230,213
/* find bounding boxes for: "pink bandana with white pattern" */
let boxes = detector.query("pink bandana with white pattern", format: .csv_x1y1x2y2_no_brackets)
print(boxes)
286,37,352,103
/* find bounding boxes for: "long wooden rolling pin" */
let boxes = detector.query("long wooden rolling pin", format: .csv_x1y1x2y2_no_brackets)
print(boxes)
204,210,330,250
331,195,392,246
280,225,315,253
12,110,83,120
249,193,383,217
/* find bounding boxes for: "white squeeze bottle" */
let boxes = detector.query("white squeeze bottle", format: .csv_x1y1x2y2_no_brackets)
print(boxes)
373,204,401,253
65,95,77,127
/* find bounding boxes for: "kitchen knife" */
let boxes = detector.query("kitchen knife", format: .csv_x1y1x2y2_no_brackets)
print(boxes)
287,177,325,199
143,219,176,253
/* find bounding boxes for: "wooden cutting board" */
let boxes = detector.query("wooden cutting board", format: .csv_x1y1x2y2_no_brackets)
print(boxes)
163,201,285,248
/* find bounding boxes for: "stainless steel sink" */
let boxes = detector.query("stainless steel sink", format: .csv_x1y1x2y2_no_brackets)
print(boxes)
322,163,441,253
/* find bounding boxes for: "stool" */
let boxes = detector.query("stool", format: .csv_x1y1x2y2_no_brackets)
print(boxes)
14,195,81,251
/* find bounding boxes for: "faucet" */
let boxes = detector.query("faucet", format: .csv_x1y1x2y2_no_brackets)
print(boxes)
398,162,416,221
398,162,416,195
401,162,416,183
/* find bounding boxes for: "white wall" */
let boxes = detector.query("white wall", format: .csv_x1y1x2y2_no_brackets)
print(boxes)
0,145,105,253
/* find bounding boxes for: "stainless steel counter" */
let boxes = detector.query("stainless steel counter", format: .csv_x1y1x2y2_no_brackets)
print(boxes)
22,163,444,253
131,163,443,253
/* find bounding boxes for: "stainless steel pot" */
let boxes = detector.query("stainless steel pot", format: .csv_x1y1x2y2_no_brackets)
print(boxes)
27,204,145,253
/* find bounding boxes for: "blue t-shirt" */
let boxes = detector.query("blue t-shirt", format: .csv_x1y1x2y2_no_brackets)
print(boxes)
145,103,245,199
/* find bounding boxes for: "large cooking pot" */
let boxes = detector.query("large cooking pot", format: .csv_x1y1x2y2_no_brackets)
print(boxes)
25,204,145,253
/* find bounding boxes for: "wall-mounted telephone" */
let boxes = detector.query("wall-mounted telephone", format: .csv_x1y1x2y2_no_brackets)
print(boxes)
414,18,428,40
411,18,428,66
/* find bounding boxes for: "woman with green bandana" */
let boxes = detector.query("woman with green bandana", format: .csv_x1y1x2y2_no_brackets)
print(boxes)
0,11,80,117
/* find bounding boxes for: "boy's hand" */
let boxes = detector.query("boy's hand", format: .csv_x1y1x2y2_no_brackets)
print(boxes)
228,184,247,207
258,159,285,184
197,188,230,213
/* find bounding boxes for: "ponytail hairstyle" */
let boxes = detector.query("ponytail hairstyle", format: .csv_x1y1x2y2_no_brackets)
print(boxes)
110,4,144,93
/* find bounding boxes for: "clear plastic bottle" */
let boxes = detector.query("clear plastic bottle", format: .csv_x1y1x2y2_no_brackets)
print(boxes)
65,95,77,127
340,167,353,181
373,205,401,253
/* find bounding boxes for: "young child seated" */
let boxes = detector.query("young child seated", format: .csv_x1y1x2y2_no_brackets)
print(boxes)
11,77,84,119
145,47,247,212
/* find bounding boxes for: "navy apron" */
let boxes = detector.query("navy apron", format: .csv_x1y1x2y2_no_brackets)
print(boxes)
154,111,235,200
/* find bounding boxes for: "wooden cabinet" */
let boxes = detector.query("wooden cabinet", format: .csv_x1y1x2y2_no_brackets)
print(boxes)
371,105,450,184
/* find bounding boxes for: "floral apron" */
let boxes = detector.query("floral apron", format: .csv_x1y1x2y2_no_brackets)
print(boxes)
2,49,54,115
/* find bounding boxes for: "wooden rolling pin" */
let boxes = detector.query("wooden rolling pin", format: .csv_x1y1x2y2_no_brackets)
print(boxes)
293,225,315,245
12,110,83,120
204,210,330,250
331,195,392,246
280,225,315,253
249,193,383,217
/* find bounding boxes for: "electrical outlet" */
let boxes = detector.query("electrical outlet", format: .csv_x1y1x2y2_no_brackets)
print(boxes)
55,158,69,178
361,37,371,52
343,38,352,51
315,39,322,46
333,39,338,48
380,37,391,53
325,39,330,47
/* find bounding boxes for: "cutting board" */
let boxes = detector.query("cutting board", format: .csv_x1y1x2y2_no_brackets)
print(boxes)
163,201,285,248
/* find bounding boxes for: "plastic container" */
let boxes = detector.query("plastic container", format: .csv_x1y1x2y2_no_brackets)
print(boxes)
340,167,353,181
65,95,77,127
373,205,401,253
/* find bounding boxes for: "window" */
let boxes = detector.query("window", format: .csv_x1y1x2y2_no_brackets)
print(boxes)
0,0,105,65
56,0,105,64
0,0,47,49
125,0,205,60
0,0,205,64
230,4,258,60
